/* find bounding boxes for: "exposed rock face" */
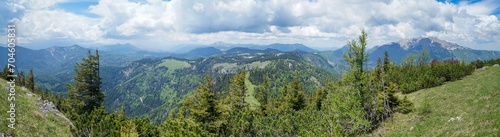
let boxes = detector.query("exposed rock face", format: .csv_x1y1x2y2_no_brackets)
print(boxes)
36,97,74,126
37,98,58,113
395,37,469,51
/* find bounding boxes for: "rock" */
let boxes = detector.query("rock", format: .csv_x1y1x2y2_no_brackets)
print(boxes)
493,64,499,67
38,97,43,102
26,93,32,97
410,127,414,131
4,87,9,91
448,117,456,122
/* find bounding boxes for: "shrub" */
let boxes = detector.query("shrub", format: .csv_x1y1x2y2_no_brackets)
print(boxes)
396,96,413,114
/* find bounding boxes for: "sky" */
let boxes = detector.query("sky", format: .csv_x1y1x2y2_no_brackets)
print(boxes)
1,0,500,51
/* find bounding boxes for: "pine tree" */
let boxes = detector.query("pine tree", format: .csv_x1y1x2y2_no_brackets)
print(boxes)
26,69,35,92
18,71,25,87
228,69,248,111
341,29,370,101
289,71,306,111
327,29,373,134
256,75,269,115
66,49,104,115
182,75,220,127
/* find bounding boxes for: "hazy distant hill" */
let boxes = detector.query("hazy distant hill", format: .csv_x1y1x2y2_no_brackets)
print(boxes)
96,43,143,53
176,41,318,53
0,45,163,75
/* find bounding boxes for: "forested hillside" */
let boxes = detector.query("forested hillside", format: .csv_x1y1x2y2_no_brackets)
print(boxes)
101,51,336,124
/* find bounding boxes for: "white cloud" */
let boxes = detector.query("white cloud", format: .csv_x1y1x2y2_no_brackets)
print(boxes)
4,0,500,50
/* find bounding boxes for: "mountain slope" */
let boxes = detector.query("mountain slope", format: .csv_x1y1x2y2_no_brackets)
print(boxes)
374,65,500,136
101,51,336,124
0,79,72,136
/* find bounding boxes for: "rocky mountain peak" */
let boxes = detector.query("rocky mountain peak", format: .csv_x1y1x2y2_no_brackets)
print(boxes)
394,37,469,50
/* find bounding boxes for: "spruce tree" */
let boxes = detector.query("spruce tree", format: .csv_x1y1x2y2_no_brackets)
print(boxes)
18,71,25,87
289,71,305,111
256,75,269,115
341,29,370,101
182,75,219,125
26,69,35,92
66,49,104,115
228,69,248,111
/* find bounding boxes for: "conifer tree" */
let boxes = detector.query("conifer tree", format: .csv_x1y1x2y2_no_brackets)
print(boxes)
341,29,370,101
18,71,25,87
256,75,269,115
26,69,35,92
289,71,306,111
182,75,220,125
228,69,248,111
66,49,104,115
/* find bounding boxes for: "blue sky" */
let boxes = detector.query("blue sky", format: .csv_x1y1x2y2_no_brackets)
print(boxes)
2,0,500,51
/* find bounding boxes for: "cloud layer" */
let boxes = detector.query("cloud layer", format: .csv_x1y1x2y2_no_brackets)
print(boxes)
3,0,500,50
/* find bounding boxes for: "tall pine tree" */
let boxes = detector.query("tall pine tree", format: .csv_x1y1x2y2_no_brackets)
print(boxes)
227,69,248,111
182,75,220,127
66,49,104,115
26,69,35,92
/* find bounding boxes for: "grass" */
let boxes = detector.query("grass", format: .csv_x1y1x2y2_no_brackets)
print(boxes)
245,73,260,109
373,66,500,136
157,59,191,72
248,61,271,69
0,79,73,136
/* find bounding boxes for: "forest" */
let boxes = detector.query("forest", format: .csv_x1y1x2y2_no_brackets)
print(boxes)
2,30,500,136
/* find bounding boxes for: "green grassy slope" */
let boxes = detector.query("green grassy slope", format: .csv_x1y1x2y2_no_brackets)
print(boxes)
374,66,500,136
245,73,260,109
0,79,72,136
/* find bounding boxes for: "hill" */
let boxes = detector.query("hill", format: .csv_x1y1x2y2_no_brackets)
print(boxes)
0,79,72,136
0,45,164,75
373,65,500,136
100,51,337,124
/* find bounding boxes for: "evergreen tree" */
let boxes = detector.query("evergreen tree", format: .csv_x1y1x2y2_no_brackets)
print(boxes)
18,71,25,87
66,49,104,115
182,75,220,130
0,65,7,79
341,29,370,102
256,75,269,116
26,69,35,92
1,65,14,81
289,71,306,111
227,69,248,111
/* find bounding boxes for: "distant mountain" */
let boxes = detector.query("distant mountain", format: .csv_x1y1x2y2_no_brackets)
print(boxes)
311,46,339,52
367,37,500,66
171,47,222,59
188,42,318,53
225,47,281,54
97,43,143,53
0,45,166,75
314,37,500,69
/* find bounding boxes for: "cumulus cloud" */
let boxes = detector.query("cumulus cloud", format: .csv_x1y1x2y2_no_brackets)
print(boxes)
3,0,500,50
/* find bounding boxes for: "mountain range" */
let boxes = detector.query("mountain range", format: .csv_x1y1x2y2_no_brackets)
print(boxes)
2,37,500,124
